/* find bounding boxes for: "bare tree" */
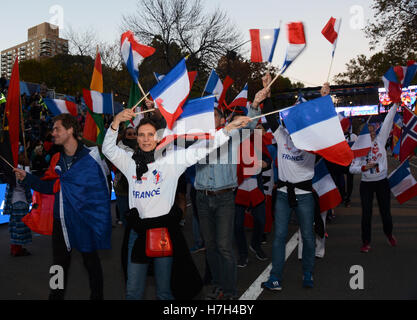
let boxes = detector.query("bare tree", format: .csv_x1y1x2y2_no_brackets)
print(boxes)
64,25,99,58
121,0,243,71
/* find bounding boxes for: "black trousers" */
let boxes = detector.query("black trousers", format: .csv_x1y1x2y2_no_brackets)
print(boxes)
49,218,104,300
359,179,393,244
345,172,354,201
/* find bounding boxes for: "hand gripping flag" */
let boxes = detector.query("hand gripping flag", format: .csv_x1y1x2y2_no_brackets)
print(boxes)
121,31,156,84
388,160,417,204
313,159,342,212
400,106,417,162
321,17,341,57
280,95,353,166
156,96,216,150
44,98,78,117
249,28,280,63
350,123,372,158
150,58,190,130
281,22,306,73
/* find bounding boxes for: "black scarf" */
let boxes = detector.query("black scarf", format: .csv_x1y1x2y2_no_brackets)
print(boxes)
132,148,155,179
122,138,138,151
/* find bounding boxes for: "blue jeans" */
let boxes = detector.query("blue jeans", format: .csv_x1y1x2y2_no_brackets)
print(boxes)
126,230,174,300
115,195,129,226
271,191,315,281
196,190,236,296
235,202,266,259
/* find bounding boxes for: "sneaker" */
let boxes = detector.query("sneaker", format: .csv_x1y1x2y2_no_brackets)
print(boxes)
190,245,205,254
302,272,314,288
261,276,282,291
237,256,248,268
205,286,223,300
249,245,268,261
179,219,186,227
387,235,397,247
360,242,371,253
344,199,351,208
11,248,31,257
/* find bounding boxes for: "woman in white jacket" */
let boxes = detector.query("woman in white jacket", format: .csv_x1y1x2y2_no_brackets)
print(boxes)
102,108,250,300
349,104,398,253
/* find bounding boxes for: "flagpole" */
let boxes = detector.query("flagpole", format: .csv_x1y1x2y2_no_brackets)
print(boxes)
326,55,335,83
249,104,297,122
0,154,14,169
326,17,341,83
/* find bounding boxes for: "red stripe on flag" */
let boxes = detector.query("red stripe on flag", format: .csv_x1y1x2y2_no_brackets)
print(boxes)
396,184,417,204
218,76,234,109
249,29,263,63
287,22,306,44
321,17,338,44
314,140,354,166
353,147,371,158
319,189,342,212
5,57,20,166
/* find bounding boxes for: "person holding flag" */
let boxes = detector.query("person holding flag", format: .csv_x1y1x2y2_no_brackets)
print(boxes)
102,107,251,300
14,113,112,300
260,77,332,291
349,104,398,253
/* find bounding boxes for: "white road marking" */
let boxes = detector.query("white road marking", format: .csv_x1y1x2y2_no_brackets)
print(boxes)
239,231,299,300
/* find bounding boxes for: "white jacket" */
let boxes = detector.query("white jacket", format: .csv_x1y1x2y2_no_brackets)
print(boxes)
349,106,397,182
102,126,230,219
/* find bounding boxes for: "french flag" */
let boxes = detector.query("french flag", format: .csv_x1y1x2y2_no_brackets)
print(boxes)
43,98,78,117
280,95,353,166
403,60,417,88
338,112,351,132
121,31,156,84
156,96,216,150
82,89,114,114
150,58,190,130
155,71,198,89
321,17,341,56
228,83,248,109
217,76,234,109
249,28,280,63
388,160,417,204
282,22,306,73
313,159,342,212
350,123,372,158
203,69,223,97
235,177,265,208
382,67,404,104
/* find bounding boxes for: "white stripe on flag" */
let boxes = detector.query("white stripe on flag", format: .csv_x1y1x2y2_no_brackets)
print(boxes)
91,90,104,113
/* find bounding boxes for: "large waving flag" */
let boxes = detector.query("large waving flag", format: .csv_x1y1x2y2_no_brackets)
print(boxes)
280,95,353,166
321,17,341,57
351,123,372,158
400,107,417,162
313,159,342,212
203,69,223,97
121,30,156,84
249,28,280,63
155,71,198,90
90,51,103,92
82,89,114,114
5,57,20,167
150,58,190,130
44,98,78,117
156,96,216,150
281,22,306,73
228,83,248,109
388,160,417,204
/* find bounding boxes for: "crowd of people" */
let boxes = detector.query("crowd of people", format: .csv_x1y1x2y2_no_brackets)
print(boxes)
2,73,400,300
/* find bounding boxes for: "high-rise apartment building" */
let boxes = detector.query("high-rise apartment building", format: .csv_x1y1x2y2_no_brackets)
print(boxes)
1,22,68,78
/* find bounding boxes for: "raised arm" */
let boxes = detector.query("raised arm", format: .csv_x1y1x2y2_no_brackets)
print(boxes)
102,109,135,176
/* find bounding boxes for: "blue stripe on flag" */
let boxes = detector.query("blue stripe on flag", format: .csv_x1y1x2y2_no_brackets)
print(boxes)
312,159,329,184
383,67,399,84
389,161,410,189
204,69,220,94
127,46,139,84
44,99,61,116
281,95,336,135
403,64,417,88
102,93,114,114
178,96,215,119
150,59,187,98
268,28,280,63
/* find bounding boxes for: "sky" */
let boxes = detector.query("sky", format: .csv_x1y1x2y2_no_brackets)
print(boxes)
0,0,376,87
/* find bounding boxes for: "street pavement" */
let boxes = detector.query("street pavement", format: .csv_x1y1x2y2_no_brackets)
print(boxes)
1,155,417,300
